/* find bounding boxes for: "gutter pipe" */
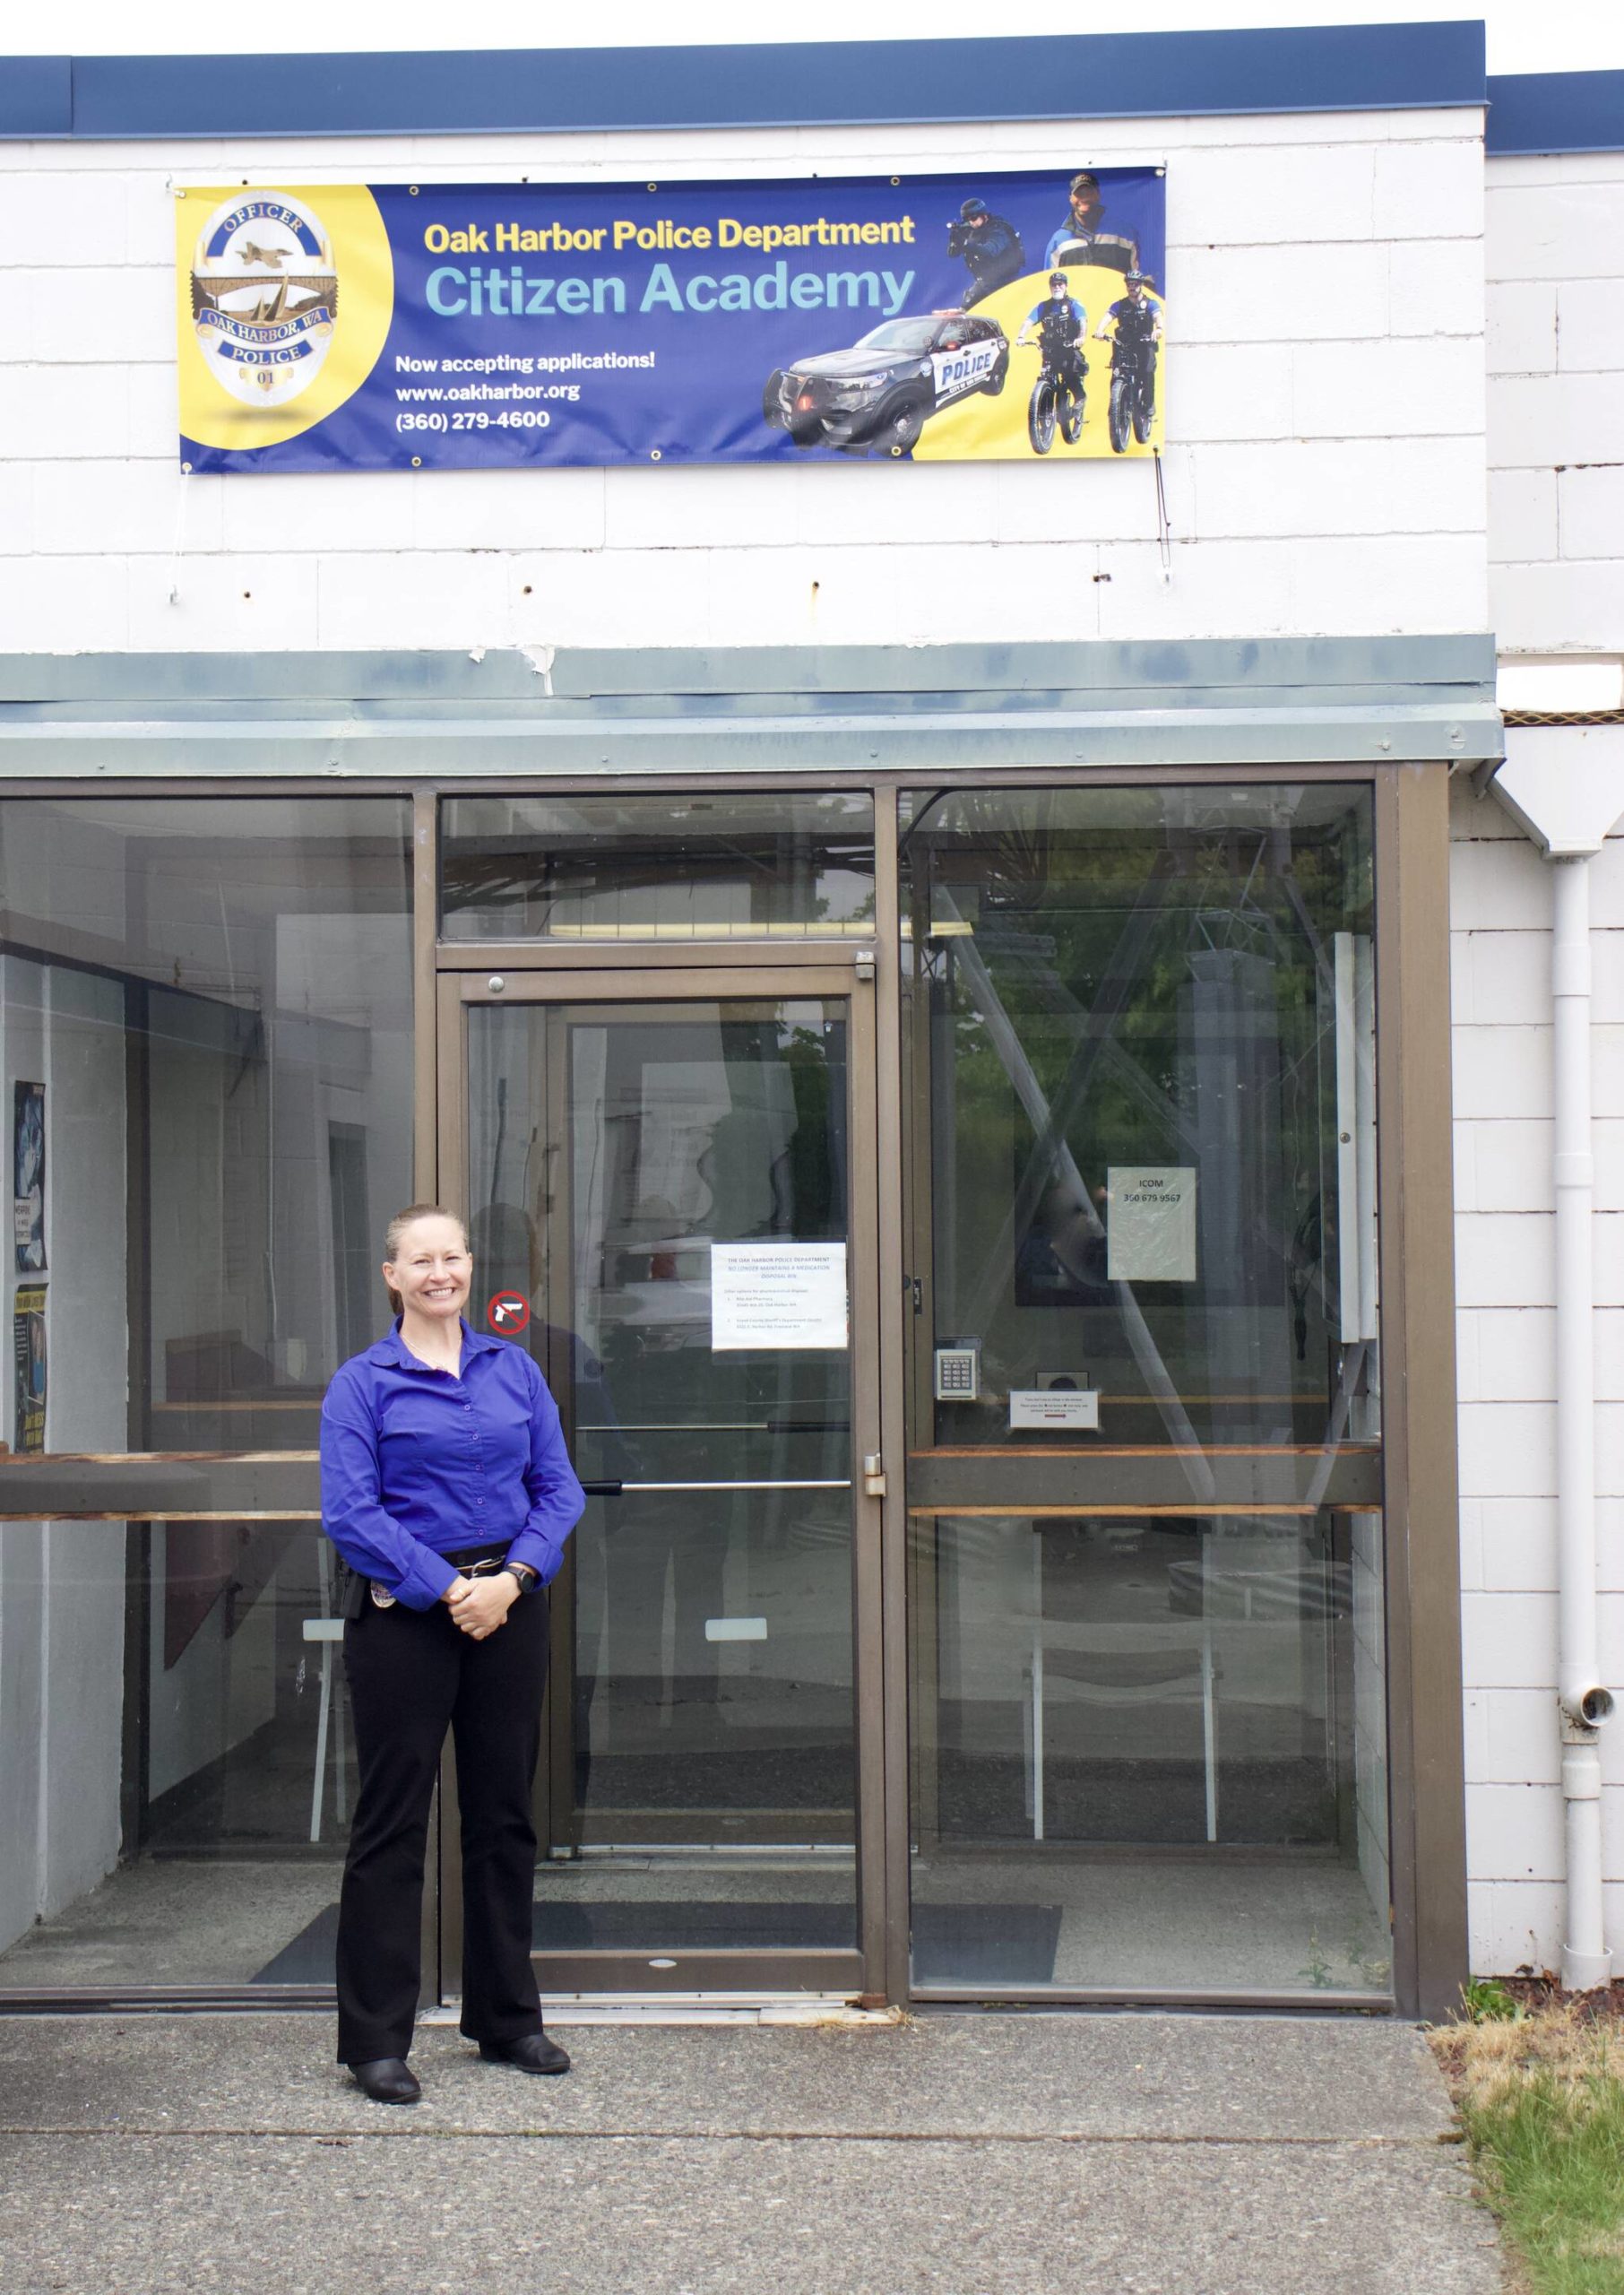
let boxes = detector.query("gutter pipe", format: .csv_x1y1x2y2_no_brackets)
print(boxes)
1551,853,1615,1992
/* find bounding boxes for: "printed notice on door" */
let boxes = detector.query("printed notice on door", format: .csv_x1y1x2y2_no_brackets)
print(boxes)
1106,1167,1197,1283
711,1243,849,1351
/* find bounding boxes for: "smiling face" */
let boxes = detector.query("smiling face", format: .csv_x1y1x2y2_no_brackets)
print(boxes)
383,1213,471,1328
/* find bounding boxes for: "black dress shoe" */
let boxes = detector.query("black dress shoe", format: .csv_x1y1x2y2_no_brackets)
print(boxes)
350,2057,421,2104
478,2031,571,2075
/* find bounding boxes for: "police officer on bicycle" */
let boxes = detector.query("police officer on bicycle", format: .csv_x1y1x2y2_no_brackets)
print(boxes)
1095,271,1163,449
1094,269,1164,351
1018,271,1088,394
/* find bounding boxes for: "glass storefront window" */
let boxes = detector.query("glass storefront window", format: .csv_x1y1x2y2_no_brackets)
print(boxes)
902,784,1378,1451
0,799,412,1990
901,783,1390,1996
440,793,876,941
0,774,1404,2007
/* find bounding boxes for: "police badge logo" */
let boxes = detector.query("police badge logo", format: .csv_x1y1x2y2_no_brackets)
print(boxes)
189,193,339,408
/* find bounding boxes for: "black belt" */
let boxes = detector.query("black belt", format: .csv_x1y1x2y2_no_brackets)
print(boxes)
443,1542,513,1571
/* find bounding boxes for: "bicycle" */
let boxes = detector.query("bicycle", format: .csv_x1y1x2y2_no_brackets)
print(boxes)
1107,333,1158,454
1026,340,1086,456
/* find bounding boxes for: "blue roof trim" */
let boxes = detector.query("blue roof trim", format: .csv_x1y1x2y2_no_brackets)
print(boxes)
1488,70,1624,155
1,24,1486,141
0,56,70,135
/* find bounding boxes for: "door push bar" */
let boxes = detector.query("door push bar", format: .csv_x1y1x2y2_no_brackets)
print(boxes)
576,1478,854,1495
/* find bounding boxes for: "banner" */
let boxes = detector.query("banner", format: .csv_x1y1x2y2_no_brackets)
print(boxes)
176,168,1165,473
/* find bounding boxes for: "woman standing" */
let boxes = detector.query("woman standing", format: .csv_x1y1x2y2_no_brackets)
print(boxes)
319,1203,585,2104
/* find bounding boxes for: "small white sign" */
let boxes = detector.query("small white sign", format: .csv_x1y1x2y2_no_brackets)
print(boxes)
704,1617,769,1641
711,1242,848,1352
1107,1166,1198,1283
1010,1387,1100,1431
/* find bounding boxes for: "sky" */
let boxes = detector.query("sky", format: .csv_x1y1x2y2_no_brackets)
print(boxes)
4,0,1623,74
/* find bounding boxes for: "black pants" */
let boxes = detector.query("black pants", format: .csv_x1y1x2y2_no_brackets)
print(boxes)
335,1575,549,2065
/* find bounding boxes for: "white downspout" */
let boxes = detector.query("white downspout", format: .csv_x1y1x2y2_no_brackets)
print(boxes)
1551,853,1615,1992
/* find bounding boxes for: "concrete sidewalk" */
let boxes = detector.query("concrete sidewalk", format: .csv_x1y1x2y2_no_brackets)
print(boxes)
0,2011,1502,2293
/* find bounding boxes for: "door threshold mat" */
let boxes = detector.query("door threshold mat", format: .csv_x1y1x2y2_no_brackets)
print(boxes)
253,1899,1062,1985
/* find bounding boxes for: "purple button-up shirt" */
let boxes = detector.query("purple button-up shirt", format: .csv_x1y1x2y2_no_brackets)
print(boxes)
319,1320,585,1610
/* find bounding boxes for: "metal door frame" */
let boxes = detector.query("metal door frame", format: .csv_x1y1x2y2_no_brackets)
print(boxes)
433,949,888,2002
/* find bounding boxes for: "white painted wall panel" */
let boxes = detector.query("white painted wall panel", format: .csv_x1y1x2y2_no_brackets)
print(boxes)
133,556,319,653
1451,928,1551,1025
1462,1590,1559,1687
1465,1690,1563,1785
1471,1879,1562,1975
1457,1401,1555,1497
1557,277,1624,374
1467,1782,1564,1881
0,556,130,651
1458,1307,1554,1401
1455,1211,1552,1308
1192,436,1483,541
1491,561,1624,654
1486,176,1624,282
1455,1119,1553,1215
1390,238,1485,339
1166,343,1294,442
1374,137,1484,241
1485,279,1556,376
0,467,32,556
1489,373,1624,471
1459,1306,1624,1407
1291,333,1485,440
10,266,172,368
1476,1498,1559,1595
1167,140,1377,243
1449,831,1551,930
1452,1030,1551,1122
1485,470,1557,567
0,365,132,461
1458,1124,1624,1220
1558,465,1624,565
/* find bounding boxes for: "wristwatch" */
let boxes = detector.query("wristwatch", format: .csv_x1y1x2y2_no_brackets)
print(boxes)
501,1562,538,1596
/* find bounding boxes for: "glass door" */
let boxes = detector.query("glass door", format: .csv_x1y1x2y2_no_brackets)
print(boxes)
437,963,884,1996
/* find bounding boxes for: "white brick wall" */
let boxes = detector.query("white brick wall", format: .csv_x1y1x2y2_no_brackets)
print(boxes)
1452,766,1624,1974
1488,151,1624,659
0,107,1487,653
1461,152,1624,1974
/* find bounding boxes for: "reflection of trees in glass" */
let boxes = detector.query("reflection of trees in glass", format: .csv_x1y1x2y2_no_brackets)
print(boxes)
782,1021,842,1239
912,798,1374,1440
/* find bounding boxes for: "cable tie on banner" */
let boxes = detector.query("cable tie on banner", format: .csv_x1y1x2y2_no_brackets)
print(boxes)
1153,449,1171,582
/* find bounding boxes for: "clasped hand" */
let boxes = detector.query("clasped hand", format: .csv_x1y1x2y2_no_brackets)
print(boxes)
443,1572,518,1640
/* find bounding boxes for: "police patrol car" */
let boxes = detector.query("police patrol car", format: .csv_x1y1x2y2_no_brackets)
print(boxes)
763,310,1008,451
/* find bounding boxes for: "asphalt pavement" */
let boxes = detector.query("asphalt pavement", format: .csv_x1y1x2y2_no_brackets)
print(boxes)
0,2009,1504,2293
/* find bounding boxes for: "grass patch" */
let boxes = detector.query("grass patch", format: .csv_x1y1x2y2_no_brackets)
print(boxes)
1432,1995,1624,2294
